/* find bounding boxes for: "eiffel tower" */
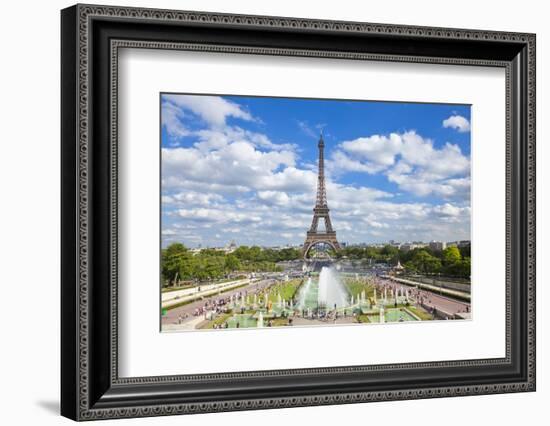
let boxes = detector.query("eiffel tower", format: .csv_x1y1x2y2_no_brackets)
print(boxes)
302,133,341,258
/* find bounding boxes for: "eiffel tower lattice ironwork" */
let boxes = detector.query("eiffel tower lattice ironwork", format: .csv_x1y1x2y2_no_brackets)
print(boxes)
302,133,341,258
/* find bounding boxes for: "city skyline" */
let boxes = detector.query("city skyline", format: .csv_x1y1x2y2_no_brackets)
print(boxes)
161,94,471,248
178,238,470,252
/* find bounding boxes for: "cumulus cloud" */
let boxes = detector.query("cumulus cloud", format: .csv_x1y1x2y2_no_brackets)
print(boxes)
161,101,189,139
160,95,471,247
162,141,297,191
442,114,471,132
194,127,296,152
331,131,470,200
162,94,254,128
257,190,291,206
163,184,470,246
177,208,262,224
329,150,386,174
432,203,470,219
161,191,224,207
339,133,402,168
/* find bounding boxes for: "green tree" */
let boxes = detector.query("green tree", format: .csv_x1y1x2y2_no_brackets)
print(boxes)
224,254,241,271
442,246,462,265
233,246,251,261
161,243,191,285
442,246,463,276
459,244,471,258
410,250,442,274
381,244,399,258
277,247,301,261
458,257,471,278
404,260,418,273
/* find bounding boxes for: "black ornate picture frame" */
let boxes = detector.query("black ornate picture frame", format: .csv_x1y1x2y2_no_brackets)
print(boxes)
61,4,536,421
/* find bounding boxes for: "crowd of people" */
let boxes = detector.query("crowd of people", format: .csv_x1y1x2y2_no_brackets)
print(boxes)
171,281,276,325
169,274,471,329
370,276,471,318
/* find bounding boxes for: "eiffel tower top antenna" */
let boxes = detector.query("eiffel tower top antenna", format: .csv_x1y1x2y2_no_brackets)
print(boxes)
316,132,327,206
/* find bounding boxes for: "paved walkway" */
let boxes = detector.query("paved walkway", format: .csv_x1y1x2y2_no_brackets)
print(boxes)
373,277,471,318
162,279,253,308
162,275,472,331
161,279,276,329
162,316,206,332
388,276,470,301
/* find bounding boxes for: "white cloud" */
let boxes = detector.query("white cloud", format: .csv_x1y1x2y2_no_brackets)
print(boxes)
194,126,296,152
161,101,189,139
280,232,295,240
177,208,262,224
339,133,402,168
431,203,470,221
163,183,470,247
162,134,470,246
442,114,471,132
257,190,291,206
336,131,469,177
329,150,386,174
160,97,471,247
163,94,254,128
161,191,224,207
162,141,297,193
332,131,470,200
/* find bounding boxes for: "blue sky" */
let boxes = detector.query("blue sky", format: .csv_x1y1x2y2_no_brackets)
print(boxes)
161,93,471,248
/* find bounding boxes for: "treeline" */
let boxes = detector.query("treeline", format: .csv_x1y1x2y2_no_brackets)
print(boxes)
231,246,301,263
335,244,471,279
161,243,301,285
402,246,470,278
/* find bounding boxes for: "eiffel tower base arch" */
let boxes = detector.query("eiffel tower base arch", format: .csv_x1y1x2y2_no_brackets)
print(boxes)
302,232,341,259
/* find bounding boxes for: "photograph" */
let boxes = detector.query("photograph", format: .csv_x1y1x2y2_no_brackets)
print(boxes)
55,2,536,421
160,94,472,332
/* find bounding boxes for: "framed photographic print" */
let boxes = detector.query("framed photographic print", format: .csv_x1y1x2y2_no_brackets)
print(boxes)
61,4,536,421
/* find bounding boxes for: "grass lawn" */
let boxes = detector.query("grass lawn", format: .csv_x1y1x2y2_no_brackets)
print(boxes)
200,312,233,329
265,279,301,303
407,305,434,321
344,279,375,300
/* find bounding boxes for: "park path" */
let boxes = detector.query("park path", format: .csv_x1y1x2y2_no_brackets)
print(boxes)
162,278,254,307
161,279,276,328
162,274,472,332
163,316,205,331
374,277,470,318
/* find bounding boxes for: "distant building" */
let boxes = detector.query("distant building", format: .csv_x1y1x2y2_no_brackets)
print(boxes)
447,240,471,248
458,240,471,248
221,240,237,254
400,242,428,252
429,241,447,251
